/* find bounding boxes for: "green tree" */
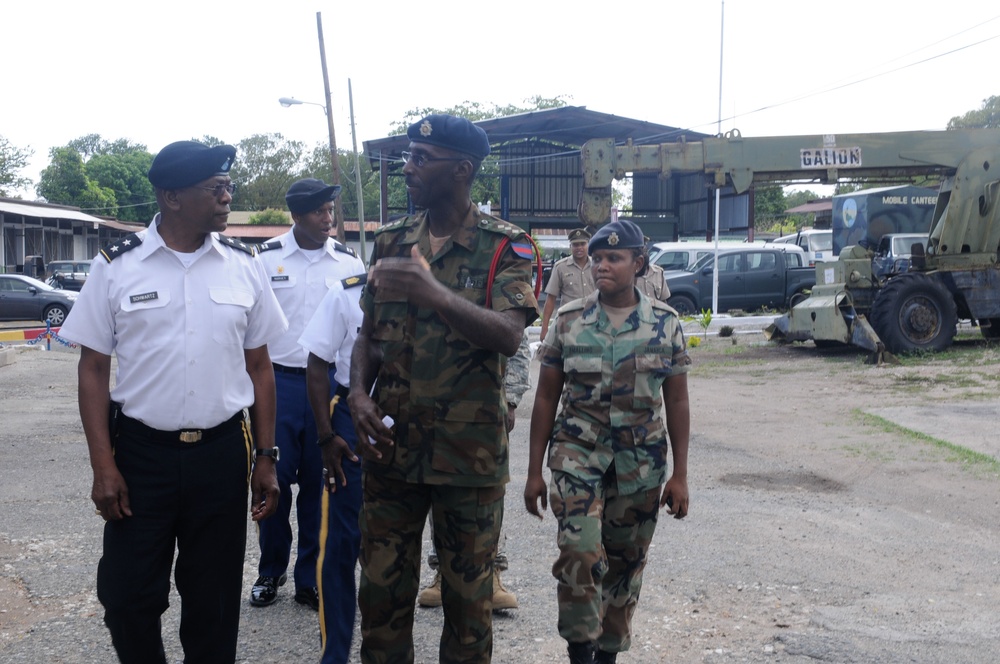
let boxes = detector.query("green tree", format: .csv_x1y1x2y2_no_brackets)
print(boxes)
947,95,1000,130
38,147,118,214
229,133,307,211
753,184,787,233
247,208,291,225
0,135,33,197
37,136,156,221
388,95,572,134
87,151,156,222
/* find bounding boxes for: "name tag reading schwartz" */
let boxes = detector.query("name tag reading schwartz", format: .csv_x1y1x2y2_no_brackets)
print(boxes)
129,291,159,304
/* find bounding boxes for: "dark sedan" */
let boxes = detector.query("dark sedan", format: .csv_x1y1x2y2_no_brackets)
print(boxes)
0,274,78,325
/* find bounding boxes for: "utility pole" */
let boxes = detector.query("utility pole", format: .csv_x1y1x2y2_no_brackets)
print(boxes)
316,12,345,244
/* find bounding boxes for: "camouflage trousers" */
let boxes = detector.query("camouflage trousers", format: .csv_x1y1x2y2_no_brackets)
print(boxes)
549,469,662,652
358,471,505,664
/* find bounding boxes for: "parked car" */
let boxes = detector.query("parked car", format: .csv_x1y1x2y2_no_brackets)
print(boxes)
46,259,92,291
0,274,78,325
870,232,927,281
770,229,834,266
663,245,812,316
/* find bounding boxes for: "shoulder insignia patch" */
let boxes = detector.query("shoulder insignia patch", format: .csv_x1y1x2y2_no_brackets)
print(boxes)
100,233,143,263
333,241,357,258
256,240,283,253
341,273,367,289
509,242,534,259
376,216,410,235
216,234,256,256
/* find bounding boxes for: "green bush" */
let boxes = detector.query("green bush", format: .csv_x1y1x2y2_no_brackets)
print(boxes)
718,325,735,338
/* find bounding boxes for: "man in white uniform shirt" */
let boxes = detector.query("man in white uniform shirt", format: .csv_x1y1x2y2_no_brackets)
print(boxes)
299,272,367,664
59,140,288,664
251,178,366,610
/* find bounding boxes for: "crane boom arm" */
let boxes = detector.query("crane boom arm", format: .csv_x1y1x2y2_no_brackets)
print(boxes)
579,128,1000,225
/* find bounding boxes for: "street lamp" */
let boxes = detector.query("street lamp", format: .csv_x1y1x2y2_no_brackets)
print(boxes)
277,96,346,244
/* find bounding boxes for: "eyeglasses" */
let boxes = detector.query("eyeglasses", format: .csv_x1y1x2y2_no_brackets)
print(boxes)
194,183,237,197
400,151,466,168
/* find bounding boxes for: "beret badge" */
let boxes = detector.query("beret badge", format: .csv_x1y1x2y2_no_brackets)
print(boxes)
608,232,620,246
420,120,433,137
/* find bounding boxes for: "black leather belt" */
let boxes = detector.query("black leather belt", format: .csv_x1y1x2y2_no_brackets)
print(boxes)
119,411,246,444
272,363,307,376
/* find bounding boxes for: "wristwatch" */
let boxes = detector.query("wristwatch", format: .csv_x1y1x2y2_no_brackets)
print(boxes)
253,447,280,462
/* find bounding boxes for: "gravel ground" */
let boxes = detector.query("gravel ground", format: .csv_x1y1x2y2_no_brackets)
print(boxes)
1,329,999,663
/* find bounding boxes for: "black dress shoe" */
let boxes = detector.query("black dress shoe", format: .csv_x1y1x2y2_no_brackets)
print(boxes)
294,586,320,611
250,573,287,607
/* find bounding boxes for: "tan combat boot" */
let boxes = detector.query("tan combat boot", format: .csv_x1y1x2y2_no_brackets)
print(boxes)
492,570,518,610
417,571,442,607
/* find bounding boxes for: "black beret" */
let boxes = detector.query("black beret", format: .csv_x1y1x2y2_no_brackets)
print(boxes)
406,114,490,160
568,228,592,243
148,141,236,189
285,178,342,214
589,220,646,254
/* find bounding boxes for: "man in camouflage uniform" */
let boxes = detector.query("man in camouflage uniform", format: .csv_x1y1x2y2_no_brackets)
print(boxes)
525,220,691,664
418,330,531,609
348,114,539,664
540,227,594,340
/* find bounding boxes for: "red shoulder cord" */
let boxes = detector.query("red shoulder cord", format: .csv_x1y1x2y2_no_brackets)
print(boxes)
485,234,543,309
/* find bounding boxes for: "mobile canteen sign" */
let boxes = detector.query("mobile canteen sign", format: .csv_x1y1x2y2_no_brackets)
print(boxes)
800,146,862,168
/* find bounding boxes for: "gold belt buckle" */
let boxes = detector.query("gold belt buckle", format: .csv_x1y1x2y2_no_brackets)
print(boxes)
179,430,203,443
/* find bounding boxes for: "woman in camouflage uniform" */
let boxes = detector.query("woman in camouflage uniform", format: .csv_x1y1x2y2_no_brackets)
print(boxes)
524,219,692,664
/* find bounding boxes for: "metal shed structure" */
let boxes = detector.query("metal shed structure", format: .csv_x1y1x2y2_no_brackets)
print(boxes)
362,106,752,241
0,198,142,274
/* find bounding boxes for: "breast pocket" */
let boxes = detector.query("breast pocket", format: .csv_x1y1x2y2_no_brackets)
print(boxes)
633,350,670,409
210,287,254,346
564,354,604,406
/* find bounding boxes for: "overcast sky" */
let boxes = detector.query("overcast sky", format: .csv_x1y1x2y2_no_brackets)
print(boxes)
4,0,999,200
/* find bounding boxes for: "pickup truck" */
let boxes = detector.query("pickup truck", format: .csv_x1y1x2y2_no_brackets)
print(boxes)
46,260,92,292
663,245,814,315
870,232,926,281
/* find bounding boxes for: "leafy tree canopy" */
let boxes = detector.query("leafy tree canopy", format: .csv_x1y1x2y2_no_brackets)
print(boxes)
247,208,291,225
36,136,155,222
947,95,1000,130
229,133,307,211
0,135,33,197
388,95,572,136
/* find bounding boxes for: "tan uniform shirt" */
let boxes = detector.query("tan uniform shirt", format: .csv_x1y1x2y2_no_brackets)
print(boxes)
544,255,595,307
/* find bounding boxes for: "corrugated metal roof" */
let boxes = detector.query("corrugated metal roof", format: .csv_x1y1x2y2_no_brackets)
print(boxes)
785,200,832,214
0,198,110,224
362,106,703,169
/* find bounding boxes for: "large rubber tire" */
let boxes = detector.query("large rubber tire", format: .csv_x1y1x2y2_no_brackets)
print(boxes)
666,295,697,317
869,273,957,354
44,304,68,326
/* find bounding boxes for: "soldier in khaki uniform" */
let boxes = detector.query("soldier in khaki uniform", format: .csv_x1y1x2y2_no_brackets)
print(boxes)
525,220,691,664
348,114,539,664
635,238,670,302
540,227,595,340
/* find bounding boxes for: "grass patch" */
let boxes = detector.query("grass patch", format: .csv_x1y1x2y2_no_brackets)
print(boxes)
855,409,1000,474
